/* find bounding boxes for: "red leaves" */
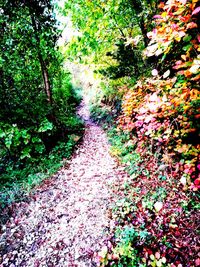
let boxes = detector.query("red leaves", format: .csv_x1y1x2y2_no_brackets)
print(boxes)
145,0,199,58
192,176,200,191
180,14,191,22
98,1,200,266
119,74,199,188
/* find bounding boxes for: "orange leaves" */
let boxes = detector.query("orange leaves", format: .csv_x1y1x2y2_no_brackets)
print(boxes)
173,55,200,79
158,2,165,9
118,73,199,188
180,14,191,22
186,22,198,29
189,88,199,99
120,0,200,190
175,144,191,154
145,0,198,59
181,54,187,61
194,114,200,119
183,69,193,77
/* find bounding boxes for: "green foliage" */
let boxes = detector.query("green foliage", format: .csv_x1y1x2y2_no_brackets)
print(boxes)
99,225,151,266
89,77,136,127
119,0,200,189
98,40,143,79
61,0,199,266
0,136,80,208
0,123,45,161
90,104,114,125
0,0,84,207
63,0,158,79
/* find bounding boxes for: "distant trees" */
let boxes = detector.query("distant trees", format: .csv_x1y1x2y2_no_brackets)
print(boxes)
64,0,200,190
63,0,158,78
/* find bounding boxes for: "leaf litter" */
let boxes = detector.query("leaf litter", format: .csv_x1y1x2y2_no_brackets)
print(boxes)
0,101,128,267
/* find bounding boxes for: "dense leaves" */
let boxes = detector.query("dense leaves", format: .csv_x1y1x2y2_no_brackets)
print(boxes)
63,0,200,266
63,0,159,78
0,0,199,265
0,0,83,203
119,0,200,190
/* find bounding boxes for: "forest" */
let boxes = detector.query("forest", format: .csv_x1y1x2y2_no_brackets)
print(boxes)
0,0,199,266
0,0,83,205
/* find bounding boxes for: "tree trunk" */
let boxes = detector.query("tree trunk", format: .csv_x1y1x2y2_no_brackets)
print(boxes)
30,15,52,104
41,61,52,104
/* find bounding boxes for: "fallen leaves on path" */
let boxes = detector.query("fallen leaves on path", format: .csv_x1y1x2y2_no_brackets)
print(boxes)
0,102,128,267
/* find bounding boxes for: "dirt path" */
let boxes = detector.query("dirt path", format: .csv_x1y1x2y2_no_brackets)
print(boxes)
0,101,128,267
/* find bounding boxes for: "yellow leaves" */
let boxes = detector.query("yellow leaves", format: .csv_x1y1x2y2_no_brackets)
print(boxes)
145,0,198,62
170,88,198,114
174,6,186,15
183,105,190,111
164,46,171,55
110,146,123,158
181,54,187,61
175,144,192,154
161,11,167,18
174,31,186,42
190,88,199,99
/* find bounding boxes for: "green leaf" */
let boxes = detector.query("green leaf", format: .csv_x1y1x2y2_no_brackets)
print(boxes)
20,147,31,159
0,129,5,138
183,44,192,51
183,35,192,42
32,137,41,143
38,119,53,132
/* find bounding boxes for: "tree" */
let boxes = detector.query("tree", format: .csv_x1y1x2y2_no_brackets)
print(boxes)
0,0,79,164
63,0,158,78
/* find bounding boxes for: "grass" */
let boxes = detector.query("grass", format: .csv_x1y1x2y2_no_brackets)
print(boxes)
0,132,84,212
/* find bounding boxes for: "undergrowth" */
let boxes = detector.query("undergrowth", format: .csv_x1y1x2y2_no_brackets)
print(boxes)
0,82,84,212
90,105,199,267
0,133,83,209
